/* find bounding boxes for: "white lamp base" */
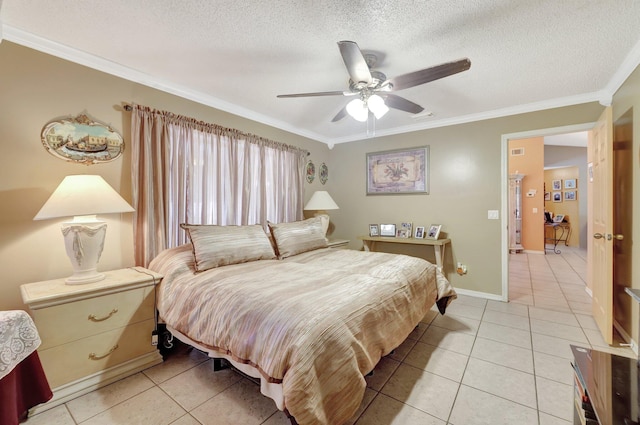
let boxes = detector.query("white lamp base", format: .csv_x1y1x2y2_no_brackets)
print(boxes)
312,212,330,240
61,218,107,285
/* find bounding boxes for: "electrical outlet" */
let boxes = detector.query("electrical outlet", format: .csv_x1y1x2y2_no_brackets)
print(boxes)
488,210,499,220
151,330,158,346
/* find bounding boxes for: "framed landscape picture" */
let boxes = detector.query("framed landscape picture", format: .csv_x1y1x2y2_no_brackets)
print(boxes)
366,146,429,195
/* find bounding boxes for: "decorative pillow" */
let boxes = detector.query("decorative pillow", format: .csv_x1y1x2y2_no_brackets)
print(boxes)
180,224,276,272
269,217,328,259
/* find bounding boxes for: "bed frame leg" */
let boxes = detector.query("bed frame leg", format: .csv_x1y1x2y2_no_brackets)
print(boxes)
212,358,227,371
287,412,298,425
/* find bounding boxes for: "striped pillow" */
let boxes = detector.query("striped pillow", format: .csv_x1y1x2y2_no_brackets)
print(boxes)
180,224,276,272
269,217,328,259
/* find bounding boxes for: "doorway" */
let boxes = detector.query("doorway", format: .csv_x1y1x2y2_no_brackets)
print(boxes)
502,114,634,346
501,123,595,302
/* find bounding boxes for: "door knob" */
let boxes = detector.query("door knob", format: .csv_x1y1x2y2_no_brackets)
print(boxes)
612,234,624,240
593,233,604,239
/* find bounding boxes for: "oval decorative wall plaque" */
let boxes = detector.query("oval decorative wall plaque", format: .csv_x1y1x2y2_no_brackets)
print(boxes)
41,114,124,165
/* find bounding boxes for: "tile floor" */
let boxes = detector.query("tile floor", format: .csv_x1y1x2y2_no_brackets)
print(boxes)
25,247,634,425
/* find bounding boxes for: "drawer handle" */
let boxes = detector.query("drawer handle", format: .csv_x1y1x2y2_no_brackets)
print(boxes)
88,308,118,322
88,344,119,360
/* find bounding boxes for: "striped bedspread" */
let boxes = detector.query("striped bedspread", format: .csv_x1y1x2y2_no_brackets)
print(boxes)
150,244,456,424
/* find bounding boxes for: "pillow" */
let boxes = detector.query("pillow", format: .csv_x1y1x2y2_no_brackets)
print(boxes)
269,217,328,259
180,224,276,272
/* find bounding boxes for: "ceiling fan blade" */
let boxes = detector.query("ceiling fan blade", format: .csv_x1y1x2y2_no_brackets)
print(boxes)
381,94,424,114
338,41,372,85
331,106,348,122
387,58,471,91
277,90,346,98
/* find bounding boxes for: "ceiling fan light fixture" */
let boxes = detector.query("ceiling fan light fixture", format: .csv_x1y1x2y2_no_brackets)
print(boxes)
367,94,389,119
346,98,368,122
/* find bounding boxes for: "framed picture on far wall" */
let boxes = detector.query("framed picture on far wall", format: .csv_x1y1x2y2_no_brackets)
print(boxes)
552,179,562,190
544,192,551,201
564,191,576,201
553,192,562,202
564,179,577,189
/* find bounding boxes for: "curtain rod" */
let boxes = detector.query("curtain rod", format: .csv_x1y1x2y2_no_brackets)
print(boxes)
122,102,310,156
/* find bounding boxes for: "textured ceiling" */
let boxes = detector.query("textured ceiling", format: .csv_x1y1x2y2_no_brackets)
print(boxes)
2,1,640,145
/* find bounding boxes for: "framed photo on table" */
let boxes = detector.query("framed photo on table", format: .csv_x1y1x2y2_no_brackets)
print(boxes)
414,226,425,239
369,224,379,237
379,224,396,237
426,224,442,240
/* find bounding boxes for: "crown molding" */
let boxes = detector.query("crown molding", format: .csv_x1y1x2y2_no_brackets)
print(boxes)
328,92,603,145
604,37,640,99
2,25,331,145
4,24,636,148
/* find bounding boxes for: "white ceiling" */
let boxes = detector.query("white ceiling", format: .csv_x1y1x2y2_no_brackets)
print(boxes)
2,1,640,146
544,132,588,148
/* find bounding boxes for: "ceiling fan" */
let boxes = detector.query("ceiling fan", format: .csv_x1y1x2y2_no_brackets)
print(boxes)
277,41,471,122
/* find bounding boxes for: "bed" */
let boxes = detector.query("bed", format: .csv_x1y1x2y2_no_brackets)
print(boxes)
148,217,456,425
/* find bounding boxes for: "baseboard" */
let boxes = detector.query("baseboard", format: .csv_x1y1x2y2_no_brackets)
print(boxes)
455,287,503,301
29,351,163,415
523,250,545,255
584,286,593,297
613,320,638,356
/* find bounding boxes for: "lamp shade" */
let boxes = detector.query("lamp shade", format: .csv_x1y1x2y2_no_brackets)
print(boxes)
304,191,339,211
367,94,389,119
34,175,134,220
346,98,368,122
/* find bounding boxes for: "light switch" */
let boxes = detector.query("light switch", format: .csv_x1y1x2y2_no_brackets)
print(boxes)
533,208,538,213
488,210,499,220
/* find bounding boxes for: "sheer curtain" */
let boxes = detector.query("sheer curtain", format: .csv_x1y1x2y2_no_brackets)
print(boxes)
130,104,307,267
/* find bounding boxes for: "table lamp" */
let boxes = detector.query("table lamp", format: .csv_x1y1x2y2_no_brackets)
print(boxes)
303,191,339,237
34,175,134,284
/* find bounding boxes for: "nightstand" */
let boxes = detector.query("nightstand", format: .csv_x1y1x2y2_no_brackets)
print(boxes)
20,267,163,412
327,239,350,249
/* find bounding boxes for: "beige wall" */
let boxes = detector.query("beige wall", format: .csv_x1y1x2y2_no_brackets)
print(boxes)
544,167,580,247
0,41,329,311
1,39,623,308
508,137,545,252
330,104,604,297
544,146,588,249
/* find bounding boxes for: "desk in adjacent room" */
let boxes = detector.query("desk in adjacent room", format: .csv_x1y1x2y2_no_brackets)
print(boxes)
544,222,571,254
358,236,451,272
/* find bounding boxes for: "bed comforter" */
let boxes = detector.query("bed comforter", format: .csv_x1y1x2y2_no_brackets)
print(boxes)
149,244,456,424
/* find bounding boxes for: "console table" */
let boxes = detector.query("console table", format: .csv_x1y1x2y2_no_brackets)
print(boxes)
358,236,450,272
545,222,571,254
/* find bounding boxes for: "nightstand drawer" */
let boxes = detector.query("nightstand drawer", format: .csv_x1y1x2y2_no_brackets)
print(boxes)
39,318,156,388
34,285,155,350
